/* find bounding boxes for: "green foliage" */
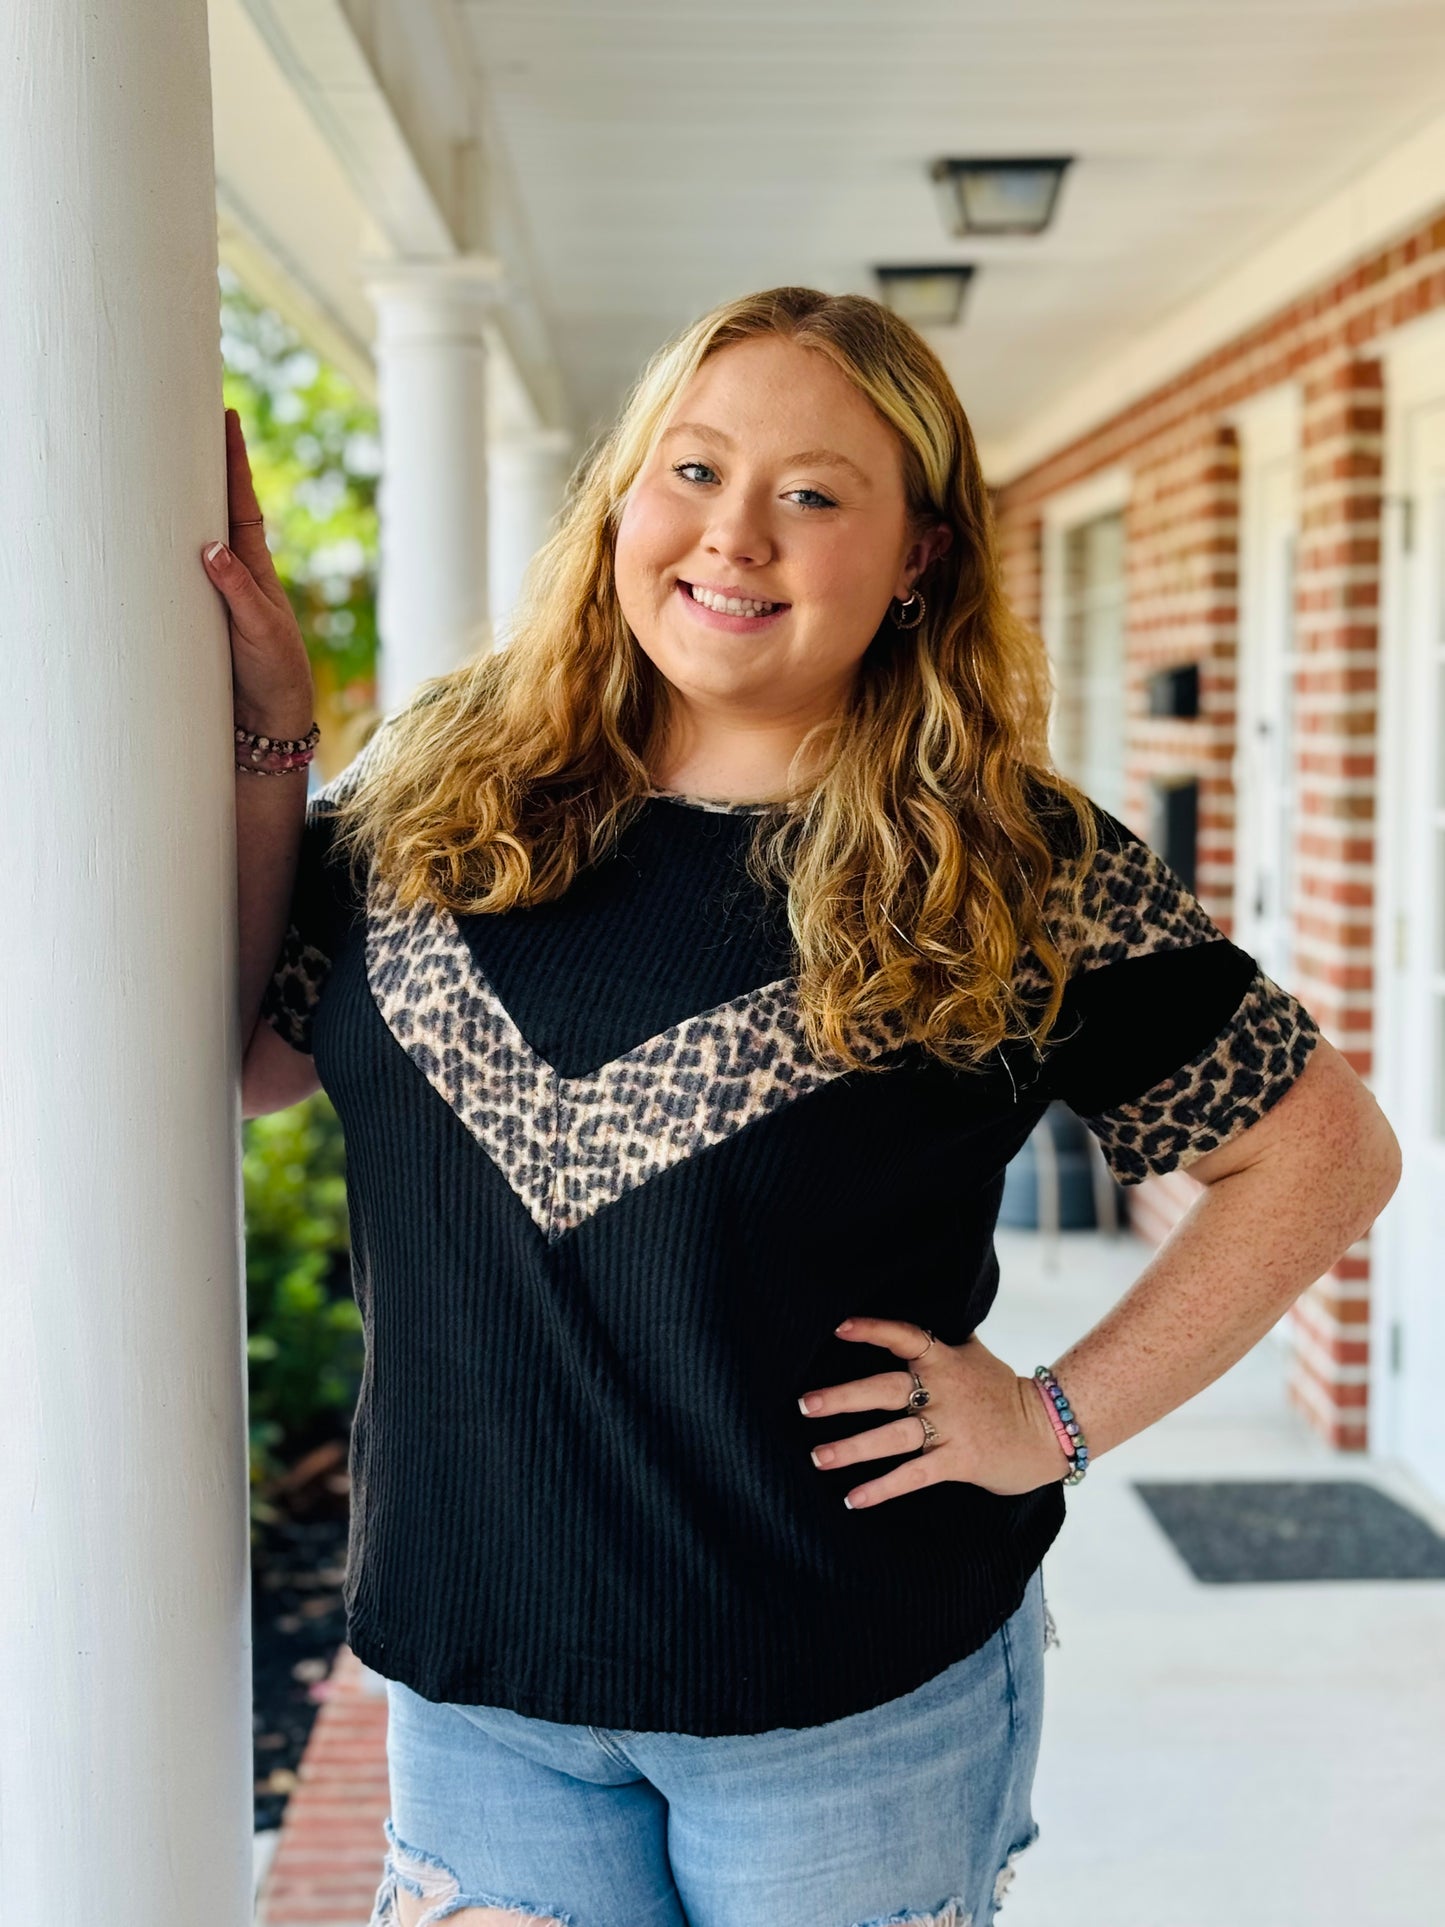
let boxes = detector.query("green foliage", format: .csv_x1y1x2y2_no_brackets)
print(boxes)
218,262,381,690
244,1093,363,1524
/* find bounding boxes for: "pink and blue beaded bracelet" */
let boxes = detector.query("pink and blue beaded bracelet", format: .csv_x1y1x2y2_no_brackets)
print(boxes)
1033,1365,1089,1485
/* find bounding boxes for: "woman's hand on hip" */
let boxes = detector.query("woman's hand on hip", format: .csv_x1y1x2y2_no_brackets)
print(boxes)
798,1316,1068,1507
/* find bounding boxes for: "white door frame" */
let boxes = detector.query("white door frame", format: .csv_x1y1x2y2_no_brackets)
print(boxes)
1228,383,1302,980
1040,466,1132,798
1374,305,1445,1478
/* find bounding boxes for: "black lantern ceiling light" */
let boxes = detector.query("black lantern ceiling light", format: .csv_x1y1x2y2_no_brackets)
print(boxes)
929,156,1073,237
873,265,976,328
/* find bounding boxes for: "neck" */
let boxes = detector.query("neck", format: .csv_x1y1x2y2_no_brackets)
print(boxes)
648,708,832,806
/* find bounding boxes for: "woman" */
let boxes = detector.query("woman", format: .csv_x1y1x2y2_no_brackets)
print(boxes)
215,287,1399,1927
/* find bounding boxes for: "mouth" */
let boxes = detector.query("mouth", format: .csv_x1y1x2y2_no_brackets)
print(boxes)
675,579,791,631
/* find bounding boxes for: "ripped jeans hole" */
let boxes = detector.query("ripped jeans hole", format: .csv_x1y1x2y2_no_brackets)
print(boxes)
990,1822,1041,1920
368,1817,574,1927
1042,1595,1060,1651
850,1899,972,1927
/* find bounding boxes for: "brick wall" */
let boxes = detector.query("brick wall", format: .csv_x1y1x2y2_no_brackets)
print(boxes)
992,204,1445,1451
1123,420,1240,893
1283,354,1383,1447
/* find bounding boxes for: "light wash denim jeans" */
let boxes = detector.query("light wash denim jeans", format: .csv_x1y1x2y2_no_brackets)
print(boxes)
367,1565,1050,1927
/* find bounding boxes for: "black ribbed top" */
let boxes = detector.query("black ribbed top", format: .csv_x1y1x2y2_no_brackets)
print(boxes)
259,769,1319,1734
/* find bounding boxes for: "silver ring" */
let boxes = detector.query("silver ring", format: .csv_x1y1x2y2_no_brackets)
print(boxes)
915,1412,941,1451
905,1369,931,1412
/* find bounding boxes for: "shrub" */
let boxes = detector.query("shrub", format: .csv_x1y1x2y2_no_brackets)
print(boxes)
244,1093,362,1528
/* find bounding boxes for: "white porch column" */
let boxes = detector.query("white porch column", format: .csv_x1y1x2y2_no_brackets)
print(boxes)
488,427,575,646
362,257,506,712
0,3,252,1922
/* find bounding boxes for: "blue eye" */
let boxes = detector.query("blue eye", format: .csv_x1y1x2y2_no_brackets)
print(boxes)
670,462,837,511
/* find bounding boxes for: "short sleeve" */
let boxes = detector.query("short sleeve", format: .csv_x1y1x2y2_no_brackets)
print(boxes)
258,714,398,1055
1038,802,1321,1185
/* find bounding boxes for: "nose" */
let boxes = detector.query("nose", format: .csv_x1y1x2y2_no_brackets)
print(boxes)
701,489,775,569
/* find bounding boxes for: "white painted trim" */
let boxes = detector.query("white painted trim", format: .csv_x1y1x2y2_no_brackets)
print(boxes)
1040,467,1131,671
982,109,1445,486
1375,306,1445,399
237,0,571,437
1232,382,1302,971
1040,464,1133,533
1227,380,1303,464
239,0,460,255
216,187,377,400
1371,332,1445,1467
1040,467,1131,791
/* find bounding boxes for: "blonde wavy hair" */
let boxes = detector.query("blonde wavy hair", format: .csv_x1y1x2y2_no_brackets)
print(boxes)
327,285,1099,1076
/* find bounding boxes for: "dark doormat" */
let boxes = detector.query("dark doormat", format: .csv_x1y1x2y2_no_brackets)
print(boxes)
1131,1479,1445,1583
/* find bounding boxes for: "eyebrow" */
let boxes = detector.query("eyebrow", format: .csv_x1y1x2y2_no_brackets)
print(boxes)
660,421,872,491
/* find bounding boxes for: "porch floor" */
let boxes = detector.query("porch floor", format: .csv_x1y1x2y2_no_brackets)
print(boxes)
982,1223,1445,1927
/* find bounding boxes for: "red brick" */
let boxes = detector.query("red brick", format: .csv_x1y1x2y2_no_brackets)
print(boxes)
258,1644,392,1927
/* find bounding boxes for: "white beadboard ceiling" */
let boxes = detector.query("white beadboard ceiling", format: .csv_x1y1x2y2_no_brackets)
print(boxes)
459,0,1445,479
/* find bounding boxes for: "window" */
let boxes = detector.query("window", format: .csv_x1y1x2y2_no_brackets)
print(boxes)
1057,510,1127,819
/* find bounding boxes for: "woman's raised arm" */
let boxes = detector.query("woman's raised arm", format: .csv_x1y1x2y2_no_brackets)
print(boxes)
200,407,318,1054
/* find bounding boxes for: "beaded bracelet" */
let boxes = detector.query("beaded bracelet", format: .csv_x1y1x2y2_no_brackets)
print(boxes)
236,751,316,776
236,720,319,757
1033,1365,1090,1485
235,719,320,776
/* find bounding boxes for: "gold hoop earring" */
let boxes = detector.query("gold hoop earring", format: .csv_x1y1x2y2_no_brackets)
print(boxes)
889,589,926,630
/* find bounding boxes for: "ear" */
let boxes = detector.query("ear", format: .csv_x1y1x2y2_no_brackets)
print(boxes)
895,522,954,599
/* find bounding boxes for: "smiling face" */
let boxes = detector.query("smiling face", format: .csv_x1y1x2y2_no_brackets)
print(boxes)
613,334,949,787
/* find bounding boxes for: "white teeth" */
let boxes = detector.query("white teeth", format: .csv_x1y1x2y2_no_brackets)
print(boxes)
688,583,780,617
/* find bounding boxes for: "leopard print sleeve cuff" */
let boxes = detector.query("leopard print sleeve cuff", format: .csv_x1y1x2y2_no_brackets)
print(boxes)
260,923,333,1055
257,801,348,1058
1080,967,1321,1185
256,711,402,1057
1037,803,1324,1184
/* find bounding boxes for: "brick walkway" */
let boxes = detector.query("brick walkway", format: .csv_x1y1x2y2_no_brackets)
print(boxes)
257,1644,390,1927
